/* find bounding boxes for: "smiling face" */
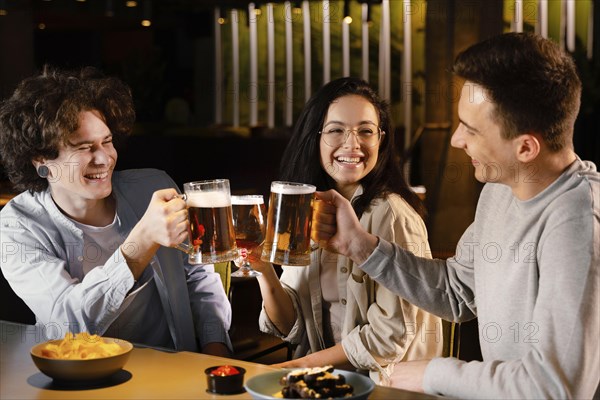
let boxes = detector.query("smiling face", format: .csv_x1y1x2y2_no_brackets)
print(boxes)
44,110,117,215
451,82,518,185
319,94,381,199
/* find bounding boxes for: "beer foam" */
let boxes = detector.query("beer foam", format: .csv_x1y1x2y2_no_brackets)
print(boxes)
186,191,231,208
271,182,316,195
231,195,264,205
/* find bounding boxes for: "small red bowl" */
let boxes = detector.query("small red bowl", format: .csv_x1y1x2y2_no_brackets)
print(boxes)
205,365,246,395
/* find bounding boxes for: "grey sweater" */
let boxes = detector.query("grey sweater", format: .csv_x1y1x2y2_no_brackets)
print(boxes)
360,159,599,399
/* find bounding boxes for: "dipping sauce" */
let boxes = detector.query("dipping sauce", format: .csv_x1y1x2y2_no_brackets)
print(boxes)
210,365,241,376
205,365,246,394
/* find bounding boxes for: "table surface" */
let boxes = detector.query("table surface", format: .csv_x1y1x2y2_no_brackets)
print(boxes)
1,320,440,399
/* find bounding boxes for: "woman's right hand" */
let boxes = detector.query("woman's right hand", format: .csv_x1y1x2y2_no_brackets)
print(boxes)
240,243,275,273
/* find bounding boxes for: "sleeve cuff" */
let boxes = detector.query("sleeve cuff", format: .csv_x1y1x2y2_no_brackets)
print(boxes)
358,238,395,276
103,249,136,305
422,357,463,396
258,304,303,343
341,330,381,369
197,322,233,351
257,284,305,344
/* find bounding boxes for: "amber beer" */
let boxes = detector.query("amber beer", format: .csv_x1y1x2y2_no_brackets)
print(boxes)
231,195,266,251
176,179,237,264
261,182,316,266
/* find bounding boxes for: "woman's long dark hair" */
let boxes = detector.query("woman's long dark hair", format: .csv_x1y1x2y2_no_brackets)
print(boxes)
279,77,425,218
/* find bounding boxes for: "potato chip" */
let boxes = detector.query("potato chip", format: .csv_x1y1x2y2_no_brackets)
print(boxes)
41,332,124,359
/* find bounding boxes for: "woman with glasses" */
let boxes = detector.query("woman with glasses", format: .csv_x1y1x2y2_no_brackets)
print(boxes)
254,77,445,384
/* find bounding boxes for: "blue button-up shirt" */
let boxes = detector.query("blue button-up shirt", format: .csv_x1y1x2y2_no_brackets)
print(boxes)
0,169,232,351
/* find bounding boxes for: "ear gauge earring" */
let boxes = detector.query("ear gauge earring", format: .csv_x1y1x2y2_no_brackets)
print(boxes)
37,165,49,178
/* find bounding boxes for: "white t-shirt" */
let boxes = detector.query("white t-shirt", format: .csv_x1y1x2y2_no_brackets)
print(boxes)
72,214,172,347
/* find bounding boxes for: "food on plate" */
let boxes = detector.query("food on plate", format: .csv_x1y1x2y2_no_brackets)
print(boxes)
40,332,124,359
277,365,354,398
210,365,241,376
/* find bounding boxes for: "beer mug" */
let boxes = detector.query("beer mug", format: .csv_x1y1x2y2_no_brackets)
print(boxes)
261,181,316,266
175,179,237,264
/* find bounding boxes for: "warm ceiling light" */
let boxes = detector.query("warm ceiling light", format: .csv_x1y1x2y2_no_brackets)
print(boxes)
218,17,225,25
105,0,114,16
141,1,152,26
343,0,351,23
0,9,6,16
38,23,46,29
254,8,261,16
126,1,137,7
293,7,302,15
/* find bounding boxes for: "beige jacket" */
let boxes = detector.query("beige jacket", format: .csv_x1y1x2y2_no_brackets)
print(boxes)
258,189,445,384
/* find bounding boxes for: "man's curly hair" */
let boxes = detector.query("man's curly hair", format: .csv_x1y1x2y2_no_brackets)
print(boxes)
0,65,136,192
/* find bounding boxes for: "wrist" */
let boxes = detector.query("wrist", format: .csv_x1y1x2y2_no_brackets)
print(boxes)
121,225,159,279
255,262,277,279
348,233,378,265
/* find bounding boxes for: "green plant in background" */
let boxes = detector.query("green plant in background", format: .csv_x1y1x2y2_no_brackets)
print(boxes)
501,0,598,164
219,0,427,135
572,35,600,165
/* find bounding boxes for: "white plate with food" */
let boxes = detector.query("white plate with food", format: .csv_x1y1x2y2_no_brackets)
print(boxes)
245,366,375,400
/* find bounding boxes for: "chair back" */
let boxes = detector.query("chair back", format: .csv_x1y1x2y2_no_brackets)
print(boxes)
0,269,35,325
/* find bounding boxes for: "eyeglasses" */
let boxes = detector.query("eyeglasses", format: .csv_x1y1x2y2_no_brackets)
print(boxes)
319,123,384,148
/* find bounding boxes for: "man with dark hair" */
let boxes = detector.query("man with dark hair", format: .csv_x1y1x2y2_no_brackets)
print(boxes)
312,32,599,398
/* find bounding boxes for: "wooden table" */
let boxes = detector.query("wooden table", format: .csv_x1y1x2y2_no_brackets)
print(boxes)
1,320,440,399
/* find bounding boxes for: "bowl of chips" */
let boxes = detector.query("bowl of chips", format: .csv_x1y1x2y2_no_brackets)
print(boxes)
30,332,133,382
245,366,375,400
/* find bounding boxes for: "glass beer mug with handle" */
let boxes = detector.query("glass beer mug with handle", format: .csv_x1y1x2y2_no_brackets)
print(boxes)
261,181,316,266
174,179,238,265
230,195,267,277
